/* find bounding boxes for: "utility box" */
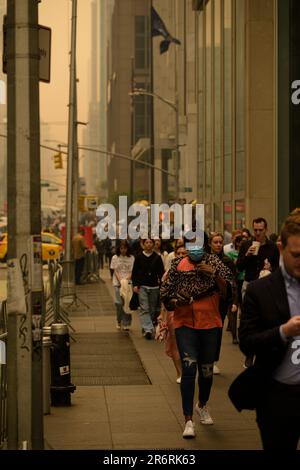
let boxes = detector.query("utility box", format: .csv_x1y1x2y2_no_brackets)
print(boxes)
50,323,76,406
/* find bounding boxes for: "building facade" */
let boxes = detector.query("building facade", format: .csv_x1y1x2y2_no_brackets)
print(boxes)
152,0,288,233
106,0,152,204
0,0,7,214
104,0,300,232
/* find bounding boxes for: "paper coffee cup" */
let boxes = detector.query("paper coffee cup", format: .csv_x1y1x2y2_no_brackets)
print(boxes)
252,241,260,255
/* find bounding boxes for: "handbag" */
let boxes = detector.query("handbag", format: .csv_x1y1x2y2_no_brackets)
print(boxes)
129,292,140,311
228,366,266,412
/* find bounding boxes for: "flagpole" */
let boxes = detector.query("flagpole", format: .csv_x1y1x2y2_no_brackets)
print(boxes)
130,56,135,205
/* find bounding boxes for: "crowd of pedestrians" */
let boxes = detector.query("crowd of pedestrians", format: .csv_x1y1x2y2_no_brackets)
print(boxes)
88,211,300,449
44,207,300,449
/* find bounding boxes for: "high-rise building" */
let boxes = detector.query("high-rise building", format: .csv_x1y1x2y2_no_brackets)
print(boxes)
106,0,151,204
151,0,300,233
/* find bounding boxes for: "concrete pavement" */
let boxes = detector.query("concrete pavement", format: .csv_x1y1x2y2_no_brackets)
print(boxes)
44,267,261,451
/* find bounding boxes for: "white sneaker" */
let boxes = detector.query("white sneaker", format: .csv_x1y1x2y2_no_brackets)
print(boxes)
182,420,195,438
176,377,181,384
195,404,214,425
213,364,220,374
116,323,121,330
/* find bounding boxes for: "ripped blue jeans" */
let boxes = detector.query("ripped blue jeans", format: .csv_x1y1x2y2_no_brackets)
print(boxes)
175,326,220,417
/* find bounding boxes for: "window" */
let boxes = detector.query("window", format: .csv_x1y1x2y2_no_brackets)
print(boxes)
223,0,232,194
135,16,150,70
197,10,204,198
223,200,232,232
213,202,221,232
205,1,212,198
235,0,245,192
214,0,221,198
133,82,151,142
235,199,245,229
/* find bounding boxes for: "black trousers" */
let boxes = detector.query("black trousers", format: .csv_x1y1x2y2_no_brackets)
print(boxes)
256,379,300,450
75,257,85,284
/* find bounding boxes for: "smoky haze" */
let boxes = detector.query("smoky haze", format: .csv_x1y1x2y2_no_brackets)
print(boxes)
39,0,92,145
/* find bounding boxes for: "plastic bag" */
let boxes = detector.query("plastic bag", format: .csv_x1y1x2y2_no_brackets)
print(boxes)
155,319,168,342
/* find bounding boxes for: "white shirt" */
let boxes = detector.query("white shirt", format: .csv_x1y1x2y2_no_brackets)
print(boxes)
110,254,134,287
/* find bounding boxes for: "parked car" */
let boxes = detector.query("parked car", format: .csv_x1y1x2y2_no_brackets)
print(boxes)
0,232,63,263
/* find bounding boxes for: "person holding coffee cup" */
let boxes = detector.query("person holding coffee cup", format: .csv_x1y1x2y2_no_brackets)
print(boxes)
251,241,261,256
237,217,279,288
236,217,280,368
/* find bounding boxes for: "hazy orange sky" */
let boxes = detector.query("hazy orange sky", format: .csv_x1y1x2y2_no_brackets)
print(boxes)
39,0,93,146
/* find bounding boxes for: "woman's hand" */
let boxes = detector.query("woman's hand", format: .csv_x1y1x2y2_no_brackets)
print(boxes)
263,258,271,271
133,286,140,293
198,262,215,276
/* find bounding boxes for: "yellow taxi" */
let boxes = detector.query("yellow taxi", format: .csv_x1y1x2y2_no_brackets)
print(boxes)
0,232,63,263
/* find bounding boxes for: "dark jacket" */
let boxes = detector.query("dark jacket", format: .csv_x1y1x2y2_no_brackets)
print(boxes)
228,269,290,411
239,268,290,371
236,238,279,282
132,252,164,288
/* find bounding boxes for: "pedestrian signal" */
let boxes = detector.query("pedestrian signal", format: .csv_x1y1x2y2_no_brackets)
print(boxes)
53,152,63,169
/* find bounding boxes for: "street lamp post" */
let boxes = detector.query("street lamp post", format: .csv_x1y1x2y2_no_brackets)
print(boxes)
129,88,179,202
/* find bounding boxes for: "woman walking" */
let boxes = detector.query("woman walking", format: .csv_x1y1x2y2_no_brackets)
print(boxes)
110,240,134,330
160,241,233,438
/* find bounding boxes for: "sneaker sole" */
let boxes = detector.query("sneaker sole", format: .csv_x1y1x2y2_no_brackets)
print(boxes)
195,407,214,425
182,433,195,439
199,420,214,425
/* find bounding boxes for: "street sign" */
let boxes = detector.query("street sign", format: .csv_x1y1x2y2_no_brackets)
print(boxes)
38,25,51,83
2,18,51,83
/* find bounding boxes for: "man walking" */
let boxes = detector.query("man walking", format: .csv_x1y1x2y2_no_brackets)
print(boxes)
72,227,87,285
236,217,279,367
132,238,165,339
236,217,279,292
235,213,300,450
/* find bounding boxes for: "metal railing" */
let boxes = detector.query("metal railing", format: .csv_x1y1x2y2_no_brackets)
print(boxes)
0,300,7,449
44,260,75,333
82,250,100,283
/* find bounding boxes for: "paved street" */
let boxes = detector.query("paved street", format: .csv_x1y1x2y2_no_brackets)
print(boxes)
43,268,262,451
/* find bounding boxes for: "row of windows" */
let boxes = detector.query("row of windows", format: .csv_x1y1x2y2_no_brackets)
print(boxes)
196,0,245,231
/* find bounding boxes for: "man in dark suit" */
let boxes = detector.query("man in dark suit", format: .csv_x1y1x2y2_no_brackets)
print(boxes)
237,217,279,367
237,213,300,450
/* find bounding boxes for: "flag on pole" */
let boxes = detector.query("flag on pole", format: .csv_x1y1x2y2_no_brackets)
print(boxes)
151,6,181,54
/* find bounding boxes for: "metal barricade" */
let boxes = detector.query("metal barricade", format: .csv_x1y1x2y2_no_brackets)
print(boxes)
45,260,75,333
0,300,7,449
82,250,100,283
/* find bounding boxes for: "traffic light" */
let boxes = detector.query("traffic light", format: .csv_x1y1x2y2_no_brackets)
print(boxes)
53,152,63,169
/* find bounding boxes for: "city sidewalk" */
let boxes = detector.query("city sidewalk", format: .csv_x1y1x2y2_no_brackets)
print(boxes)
44,268,261,450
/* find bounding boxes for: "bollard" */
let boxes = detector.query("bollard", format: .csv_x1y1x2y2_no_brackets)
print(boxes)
50,323,76,406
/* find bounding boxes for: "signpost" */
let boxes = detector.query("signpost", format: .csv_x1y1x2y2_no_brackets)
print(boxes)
38,25,51,83
3,18,51,83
